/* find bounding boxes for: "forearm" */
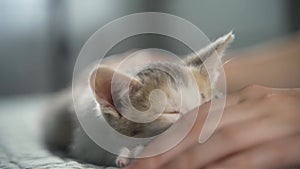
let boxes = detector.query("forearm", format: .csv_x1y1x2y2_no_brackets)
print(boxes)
223,33,300,93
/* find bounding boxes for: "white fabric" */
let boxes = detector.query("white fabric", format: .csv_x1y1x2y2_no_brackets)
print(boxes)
0,95,118,169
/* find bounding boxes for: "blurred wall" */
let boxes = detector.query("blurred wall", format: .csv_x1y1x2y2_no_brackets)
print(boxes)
0,0,298,96
0,0,51,95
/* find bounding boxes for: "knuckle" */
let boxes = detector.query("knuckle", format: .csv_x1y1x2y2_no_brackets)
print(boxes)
234,157,253,167
245,84,261,91
169,156,192,169
262,93,284,104
240,84,263,95
243,153,262,167
227,92,242,104
227,153,262,167
216,126,239,143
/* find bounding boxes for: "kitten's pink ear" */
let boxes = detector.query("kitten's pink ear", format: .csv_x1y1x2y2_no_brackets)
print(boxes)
89,66,139,109
185,31,234,66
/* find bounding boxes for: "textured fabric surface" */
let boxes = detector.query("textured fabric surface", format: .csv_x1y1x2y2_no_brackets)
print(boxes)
0,95,118,169
1,96,300,169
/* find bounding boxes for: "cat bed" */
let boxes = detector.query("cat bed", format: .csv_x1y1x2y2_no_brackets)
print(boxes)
0,95,118,169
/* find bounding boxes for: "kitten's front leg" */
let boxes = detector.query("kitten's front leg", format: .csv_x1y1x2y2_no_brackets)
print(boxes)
130,145,144,158
116,145,144,167
116,147,130,167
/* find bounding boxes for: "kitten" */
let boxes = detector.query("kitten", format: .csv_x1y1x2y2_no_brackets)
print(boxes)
43,32,234,167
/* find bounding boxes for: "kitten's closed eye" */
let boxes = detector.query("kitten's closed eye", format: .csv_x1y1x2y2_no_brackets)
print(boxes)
164,111,179,114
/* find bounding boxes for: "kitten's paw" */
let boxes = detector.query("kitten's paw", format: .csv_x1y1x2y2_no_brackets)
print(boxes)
116,155,129,168
116,147,130,167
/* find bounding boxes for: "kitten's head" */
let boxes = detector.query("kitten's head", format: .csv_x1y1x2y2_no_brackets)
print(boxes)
89,32,234,137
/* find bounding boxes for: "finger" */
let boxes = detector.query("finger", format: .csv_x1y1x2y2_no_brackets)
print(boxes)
271,88,300,97
206,133,300,169
201,93,271,143
163,112,300,169
219,87,298,128
221,85,268,109
218,96,271,128
237,86,299,102
222,92,242,107
236,85,271,101
220,85,295,112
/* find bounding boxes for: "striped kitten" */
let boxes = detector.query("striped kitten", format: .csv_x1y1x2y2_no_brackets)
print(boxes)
43,32,234,167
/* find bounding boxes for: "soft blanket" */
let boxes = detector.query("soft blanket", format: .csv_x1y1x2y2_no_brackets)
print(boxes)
0,95,118,169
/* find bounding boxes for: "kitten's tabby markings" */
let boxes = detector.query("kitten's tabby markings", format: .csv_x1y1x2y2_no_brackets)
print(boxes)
43,32,234,167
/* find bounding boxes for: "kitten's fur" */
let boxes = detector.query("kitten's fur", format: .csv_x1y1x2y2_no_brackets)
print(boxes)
43,32,234,167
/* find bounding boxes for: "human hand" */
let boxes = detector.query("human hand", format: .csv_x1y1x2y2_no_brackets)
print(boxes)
126,85,300,169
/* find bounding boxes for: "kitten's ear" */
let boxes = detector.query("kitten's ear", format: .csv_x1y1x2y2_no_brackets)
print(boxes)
89,66,140,117
185,32,234,88
184,31,234,66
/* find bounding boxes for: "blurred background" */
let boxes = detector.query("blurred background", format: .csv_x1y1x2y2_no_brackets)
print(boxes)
1,0,300,96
